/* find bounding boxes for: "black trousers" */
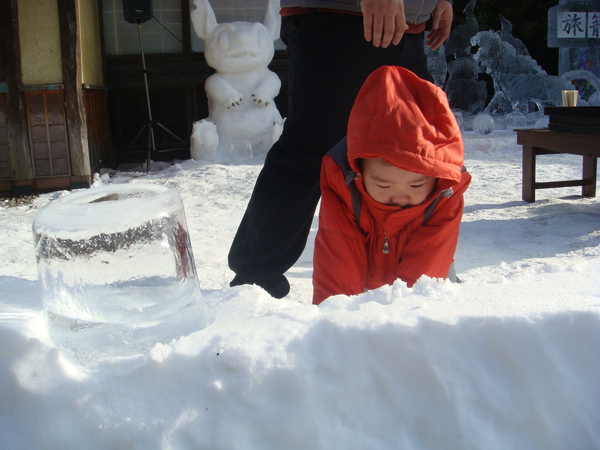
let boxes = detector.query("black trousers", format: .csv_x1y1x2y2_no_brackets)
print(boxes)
228,13,432,286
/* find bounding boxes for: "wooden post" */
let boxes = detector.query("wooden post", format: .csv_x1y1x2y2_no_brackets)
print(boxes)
521,145,536,203
57,0,91,181
582,154,598,198
0,0,34,183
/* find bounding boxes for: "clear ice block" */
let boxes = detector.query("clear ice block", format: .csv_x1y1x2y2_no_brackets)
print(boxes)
506,110,527,132
32,183,205,361
473,113,495,135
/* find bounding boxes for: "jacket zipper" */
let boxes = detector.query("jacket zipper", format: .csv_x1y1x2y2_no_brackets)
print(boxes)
382,233,390,254
382,231,392,284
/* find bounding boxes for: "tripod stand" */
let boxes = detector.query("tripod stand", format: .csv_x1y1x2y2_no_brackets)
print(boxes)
125,22,187,172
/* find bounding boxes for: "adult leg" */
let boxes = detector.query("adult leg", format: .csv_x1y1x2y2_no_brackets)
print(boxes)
228,13,431,297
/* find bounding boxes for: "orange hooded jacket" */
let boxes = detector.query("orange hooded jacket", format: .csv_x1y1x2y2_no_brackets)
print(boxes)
313,66,471,305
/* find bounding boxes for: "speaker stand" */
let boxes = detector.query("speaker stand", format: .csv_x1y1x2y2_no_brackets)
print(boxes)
124,23,187,172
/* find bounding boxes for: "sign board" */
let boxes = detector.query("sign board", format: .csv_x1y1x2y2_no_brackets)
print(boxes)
548,2,600,47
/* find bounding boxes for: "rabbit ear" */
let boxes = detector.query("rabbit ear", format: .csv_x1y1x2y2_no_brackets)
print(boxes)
262,0,281,41
190,0,218,40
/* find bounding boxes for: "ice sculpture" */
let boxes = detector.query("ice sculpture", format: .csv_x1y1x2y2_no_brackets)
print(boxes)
441,0,488,115
33,184,204,361
440,0,597,124
471,30,575,115
444,0,479,60
425,33,448,87
190,0,284,161
562,69,600,105
445,56,487,114
472,113,495,135
499,15,530,57
506,110,527,132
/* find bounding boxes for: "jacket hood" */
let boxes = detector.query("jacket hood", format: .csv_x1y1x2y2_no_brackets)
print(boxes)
347,66,463,184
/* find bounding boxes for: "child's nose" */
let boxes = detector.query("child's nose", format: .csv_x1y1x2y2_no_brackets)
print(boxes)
391,192,411,207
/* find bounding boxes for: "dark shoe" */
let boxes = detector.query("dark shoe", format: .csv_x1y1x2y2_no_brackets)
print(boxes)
229,274,290,299
230,274,247,287
259,275,290,299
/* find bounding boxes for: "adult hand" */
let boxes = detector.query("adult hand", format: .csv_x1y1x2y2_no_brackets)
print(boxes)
426,0,453,50
360,0,407,48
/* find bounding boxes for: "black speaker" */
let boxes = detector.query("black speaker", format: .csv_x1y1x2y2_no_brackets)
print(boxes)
123,0,153,24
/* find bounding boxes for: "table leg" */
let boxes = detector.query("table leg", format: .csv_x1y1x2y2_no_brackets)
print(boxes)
522,145,536,202
582,154,597,197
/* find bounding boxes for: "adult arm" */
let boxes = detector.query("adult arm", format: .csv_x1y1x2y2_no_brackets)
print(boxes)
426,0,453,50
360,0,407,48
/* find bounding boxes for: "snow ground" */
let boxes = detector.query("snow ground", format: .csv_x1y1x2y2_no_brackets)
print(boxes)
0,131,598,449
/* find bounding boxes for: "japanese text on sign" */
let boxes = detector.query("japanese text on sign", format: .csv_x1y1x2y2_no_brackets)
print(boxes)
558,12,600,38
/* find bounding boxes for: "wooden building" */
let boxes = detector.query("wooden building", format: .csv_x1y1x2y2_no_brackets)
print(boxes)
0,0,288,194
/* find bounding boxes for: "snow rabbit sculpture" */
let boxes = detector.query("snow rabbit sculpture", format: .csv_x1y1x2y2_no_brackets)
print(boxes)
190,0,283,161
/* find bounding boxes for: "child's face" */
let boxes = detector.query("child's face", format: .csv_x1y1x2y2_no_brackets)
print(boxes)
360,158,436,208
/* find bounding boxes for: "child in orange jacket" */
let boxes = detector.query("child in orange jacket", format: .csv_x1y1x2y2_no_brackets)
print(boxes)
312,66,471,305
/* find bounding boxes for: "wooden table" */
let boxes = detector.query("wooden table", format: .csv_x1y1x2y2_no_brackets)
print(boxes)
516,128,599,202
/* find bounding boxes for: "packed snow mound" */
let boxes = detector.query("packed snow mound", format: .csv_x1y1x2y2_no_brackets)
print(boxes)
0,272,599,448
